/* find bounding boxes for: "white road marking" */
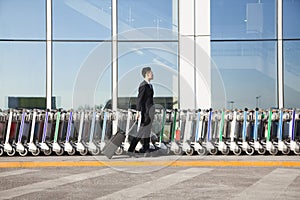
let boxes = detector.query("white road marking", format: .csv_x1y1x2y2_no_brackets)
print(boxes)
232,168,300,200
0,168,114,200
95,168,212,200
0,169,38,178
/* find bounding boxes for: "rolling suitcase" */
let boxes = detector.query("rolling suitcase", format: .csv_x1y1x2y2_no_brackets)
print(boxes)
102,130,125,159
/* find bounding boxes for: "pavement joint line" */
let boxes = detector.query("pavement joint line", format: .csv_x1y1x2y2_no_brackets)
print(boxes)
0,160,300,168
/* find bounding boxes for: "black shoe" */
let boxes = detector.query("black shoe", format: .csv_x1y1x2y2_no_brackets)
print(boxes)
127,152,137,158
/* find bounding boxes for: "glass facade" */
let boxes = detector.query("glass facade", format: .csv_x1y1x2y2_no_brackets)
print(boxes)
118,42,178,109
118,0,178,40
53,0,111,40
0,0,300,109
0,0,46,39
0,0,46,109
211,0,277,109
283,0,300,108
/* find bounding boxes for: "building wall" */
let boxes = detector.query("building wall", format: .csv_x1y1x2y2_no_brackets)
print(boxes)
0,0,300,110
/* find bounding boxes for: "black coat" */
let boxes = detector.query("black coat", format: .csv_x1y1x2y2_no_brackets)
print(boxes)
136,80,154,125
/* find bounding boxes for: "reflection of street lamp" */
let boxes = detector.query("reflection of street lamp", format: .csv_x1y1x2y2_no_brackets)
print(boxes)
127,7,135,24
228,101,235,110
153,16,162,39
256,95,261,108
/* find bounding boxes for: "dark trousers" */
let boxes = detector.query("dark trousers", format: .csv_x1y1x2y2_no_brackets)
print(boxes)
128,123,152,153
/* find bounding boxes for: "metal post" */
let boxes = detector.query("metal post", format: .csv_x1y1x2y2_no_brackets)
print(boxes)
46,0,52,109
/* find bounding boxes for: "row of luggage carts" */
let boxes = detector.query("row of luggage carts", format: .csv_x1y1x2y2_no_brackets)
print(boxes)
0,108,300,157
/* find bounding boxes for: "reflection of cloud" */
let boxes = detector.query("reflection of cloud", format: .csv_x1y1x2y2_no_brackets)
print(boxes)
132,48,143,55
65,0,111,28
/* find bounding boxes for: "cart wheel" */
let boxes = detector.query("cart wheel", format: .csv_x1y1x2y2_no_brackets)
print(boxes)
158,147,170,155
185,148,194,156
197,147,207,156
233,147,242,156
43,148,52,156
7,148,16,157
245,147,255,156
257,147,266,155
166,147,171,155
67,148,76,156
209,148,218,155
173,147,183,155
0,148,3,156
269,147,278,156
19,148,28,157
31,148,40,156
282,148,290,155
55,148,64,156
79,148,88,156
89,148,100,156
294,149,300,155
221,147,230,155
115,147,123,155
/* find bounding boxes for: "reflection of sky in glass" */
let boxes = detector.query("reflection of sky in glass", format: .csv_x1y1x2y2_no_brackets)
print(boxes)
0,42,46,108
53,42,111,109
211,0,276,39
118,42,178,99
1,0,300,109
283,0,300,39
53,0,112,39
118,0,177,40
284,41,300,108
0,0,45,39
211,41,277,109
118,0,175,30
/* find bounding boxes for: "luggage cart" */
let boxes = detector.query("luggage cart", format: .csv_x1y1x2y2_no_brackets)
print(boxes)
289,109,300,155
122,109,137,153
169,109,183,155
216,110,230,155
276,109,290,155
181,110,194,156
192,109,207,155
74,111,88,155
153,109,169,155
0,110,8,156
204,109,218,155
52,110,65,156
99,110,109,153
229,110,242,155
63,110,76,155
27,109,40,156
4,110,16,156
240,108,255,155
15,109,29,156
87,110,101,155
264,109,279,155
251,108,266,154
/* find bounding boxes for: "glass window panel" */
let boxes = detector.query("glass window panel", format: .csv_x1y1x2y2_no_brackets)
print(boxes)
283,0,300,39
0,0,46,39
211,0,276,40
284,41,300,108
53,42,111,109
211,41,277,109
0,42,46,108
53,0,111,40
118,42,178,109
118,0,178,40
